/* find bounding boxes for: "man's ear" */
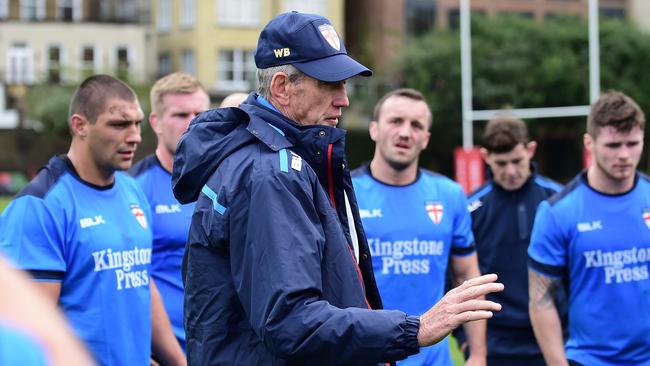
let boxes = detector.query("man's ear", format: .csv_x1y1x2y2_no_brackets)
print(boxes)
149,112,161,135
479,147,490,163
369,121,379,142
420,130,431,150
526,141,538,159
583,133,593,153
269,72,292,106
70,114,88,138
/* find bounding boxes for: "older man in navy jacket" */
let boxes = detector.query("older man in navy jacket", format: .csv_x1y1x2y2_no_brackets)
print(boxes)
172,11,503,366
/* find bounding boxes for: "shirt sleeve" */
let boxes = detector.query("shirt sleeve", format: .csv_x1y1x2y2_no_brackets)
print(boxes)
0,196,66,281
451,186,476,256
528,201,566,278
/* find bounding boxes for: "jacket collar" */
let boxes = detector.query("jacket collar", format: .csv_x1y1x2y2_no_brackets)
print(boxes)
240,93,346,158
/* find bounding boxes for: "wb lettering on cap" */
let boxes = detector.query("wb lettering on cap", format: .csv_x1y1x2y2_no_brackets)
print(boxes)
273,48,291,58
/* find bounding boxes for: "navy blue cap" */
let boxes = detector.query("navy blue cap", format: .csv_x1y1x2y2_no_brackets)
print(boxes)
255,12,372,82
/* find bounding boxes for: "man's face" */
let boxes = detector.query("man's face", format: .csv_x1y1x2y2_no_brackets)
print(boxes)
482,142,536,191
85,97,144,174
152,90,210,155
284,76,349,127
586,125,644,183
369,96,431,172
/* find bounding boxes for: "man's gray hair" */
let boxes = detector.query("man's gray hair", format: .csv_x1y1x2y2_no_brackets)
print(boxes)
257,64,304,99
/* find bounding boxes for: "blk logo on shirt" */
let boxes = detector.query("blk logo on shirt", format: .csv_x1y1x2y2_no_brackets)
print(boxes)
130,203,148,230
425,202,444,224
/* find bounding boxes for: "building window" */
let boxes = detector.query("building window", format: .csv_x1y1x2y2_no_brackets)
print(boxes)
7,44,34,85
20,0,45,21
158,0,172,31
217,49,256,91
116,0,136,21
0,0,8,19
282,0,325,15
57,0,82,22
158,53,172,78
181,50,196,76
406,0,436,36
80,45,96,79
217,0,260,27
116,46,130,81
47,45,62,84
180,0,196,27
600,7,625,19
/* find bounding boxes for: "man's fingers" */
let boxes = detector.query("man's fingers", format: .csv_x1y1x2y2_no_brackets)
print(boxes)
454,299,502,313
457,310,495,323
455,273,499,291
456,282,504,301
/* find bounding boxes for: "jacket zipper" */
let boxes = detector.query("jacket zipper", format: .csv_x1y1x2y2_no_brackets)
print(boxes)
327,143,370,309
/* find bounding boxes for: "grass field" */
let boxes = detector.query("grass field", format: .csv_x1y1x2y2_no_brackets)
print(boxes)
0,196,11,213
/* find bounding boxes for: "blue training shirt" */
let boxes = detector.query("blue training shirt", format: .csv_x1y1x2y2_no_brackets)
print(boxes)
0,156,152,366
528,172,650,366
352,165,475,366
130,154,194,349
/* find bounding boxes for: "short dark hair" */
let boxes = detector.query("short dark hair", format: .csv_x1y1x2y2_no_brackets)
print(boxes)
588,90,645,137
69,74,137,123
373,88,431,126
482,116,529,154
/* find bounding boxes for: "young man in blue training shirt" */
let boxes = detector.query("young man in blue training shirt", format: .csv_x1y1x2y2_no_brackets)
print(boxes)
172,12,503,366
529,90,650,366
462,116,565,366
352,88,487,366
0,75,185,366
130,72,210,350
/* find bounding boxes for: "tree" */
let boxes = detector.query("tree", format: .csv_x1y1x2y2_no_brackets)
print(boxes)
387,16,650,180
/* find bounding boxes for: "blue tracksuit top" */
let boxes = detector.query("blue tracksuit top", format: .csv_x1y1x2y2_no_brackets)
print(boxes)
171,93,421,366
466,168,566,356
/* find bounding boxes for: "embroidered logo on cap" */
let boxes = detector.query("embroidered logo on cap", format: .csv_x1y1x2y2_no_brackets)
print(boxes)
318,24,340,51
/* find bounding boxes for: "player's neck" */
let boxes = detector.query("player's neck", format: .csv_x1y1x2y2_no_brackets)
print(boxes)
155,146,174,174
587,166,635,194
66,146,115,186
369,158,418,186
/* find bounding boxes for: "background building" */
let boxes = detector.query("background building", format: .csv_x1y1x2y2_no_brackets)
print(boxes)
0,0,153,128
153,0,344,99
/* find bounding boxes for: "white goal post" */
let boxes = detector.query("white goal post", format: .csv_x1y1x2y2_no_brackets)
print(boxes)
460,0,601,148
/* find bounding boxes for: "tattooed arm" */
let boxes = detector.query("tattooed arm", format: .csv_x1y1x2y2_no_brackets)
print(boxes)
528,269,568,366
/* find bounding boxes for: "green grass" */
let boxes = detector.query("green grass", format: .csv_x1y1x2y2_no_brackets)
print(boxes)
450,336,465,365
0,196,12,213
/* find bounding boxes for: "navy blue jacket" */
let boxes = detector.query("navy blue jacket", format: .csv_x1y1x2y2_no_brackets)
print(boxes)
172,94,420,365
465,168,566,356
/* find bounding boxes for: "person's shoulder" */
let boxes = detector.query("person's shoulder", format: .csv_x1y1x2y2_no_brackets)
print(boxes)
128,154,159,179
467,182,493,213
420,168,465,194
420,168,455,185
468,181,493,201
115,170,147,194
16,156,68,200
637,171,650,187
533,174,563,194
546,173,584,207
350,163,370,179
